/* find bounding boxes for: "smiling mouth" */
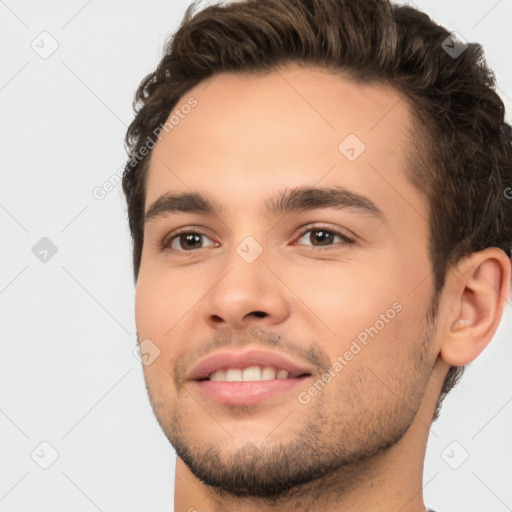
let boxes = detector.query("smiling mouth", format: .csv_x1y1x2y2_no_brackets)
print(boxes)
199,365,311,382
187,348,314,405
192,365,312,406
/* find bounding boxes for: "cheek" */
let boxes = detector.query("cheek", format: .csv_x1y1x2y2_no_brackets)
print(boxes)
135,278,166,341
134,273,193,388
286,248,431,369
286,255,401,339
135,268,202,339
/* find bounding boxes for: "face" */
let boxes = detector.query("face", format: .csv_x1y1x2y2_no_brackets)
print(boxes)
135,64,439,498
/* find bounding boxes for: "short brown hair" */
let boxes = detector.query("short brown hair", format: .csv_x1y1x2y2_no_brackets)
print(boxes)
122,0,512,418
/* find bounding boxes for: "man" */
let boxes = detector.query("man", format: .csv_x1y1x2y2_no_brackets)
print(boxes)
122,0,512,510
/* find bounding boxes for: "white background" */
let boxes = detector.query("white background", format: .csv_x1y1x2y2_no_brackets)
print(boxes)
0,1,511,511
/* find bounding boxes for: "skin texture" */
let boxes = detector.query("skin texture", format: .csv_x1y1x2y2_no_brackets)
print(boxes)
134,64,511,512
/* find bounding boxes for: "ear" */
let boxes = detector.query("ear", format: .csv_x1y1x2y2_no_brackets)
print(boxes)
440,248,511,366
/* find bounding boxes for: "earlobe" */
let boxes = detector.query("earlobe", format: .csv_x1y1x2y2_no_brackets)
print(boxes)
440,248,511,367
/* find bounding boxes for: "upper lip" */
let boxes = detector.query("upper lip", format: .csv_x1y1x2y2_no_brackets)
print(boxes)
188,348,315,381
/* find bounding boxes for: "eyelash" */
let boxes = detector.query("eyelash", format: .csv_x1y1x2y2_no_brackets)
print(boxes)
160,224,355,254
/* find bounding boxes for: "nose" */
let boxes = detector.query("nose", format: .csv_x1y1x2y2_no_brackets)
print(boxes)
200,248,290,331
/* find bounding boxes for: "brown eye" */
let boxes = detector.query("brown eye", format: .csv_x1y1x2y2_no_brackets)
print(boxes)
175,233,204,250
295,227,355,247
162,231,218,252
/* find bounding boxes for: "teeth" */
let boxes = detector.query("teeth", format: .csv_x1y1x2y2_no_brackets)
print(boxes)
225,369,242,382
261,366,276,380
242,366,262,381
209,370,226,381
208,366,292,382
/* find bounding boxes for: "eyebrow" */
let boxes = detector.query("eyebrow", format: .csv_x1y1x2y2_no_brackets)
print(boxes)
144,186,386,224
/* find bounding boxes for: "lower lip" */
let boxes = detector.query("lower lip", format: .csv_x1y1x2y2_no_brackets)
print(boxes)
191,377,309,405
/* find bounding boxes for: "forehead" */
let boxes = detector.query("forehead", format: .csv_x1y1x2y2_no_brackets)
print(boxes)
145,64,426,224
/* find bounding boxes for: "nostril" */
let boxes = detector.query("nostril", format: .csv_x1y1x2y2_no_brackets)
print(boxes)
251,311,267,318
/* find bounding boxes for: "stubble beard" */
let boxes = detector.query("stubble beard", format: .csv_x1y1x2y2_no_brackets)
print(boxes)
147,321,436,502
